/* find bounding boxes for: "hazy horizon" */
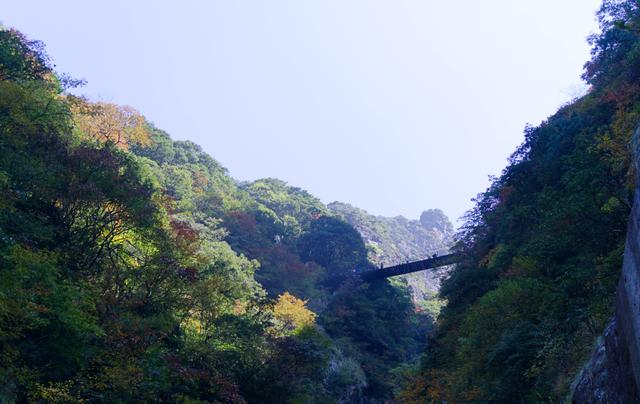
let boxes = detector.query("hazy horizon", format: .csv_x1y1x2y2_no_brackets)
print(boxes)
3,1,602,225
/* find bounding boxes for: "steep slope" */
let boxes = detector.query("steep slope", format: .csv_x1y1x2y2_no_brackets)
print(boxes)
403,1,640,402
0,27,439,403
572,126,640,402
132,131,429,401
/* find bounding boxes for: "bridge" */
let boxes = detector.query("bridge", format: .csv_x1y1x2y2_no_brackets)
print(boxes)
327,253,460,286
358,253,460,281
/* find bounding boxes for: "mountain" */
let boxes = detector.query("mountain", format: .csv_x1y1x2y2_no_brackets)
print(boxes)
0,26,441,402
328,202,453,303
7,0,638,400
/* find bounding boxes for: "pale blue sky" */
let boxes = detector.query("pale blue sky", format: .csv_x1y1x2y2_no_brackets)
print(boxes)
4,1,602,224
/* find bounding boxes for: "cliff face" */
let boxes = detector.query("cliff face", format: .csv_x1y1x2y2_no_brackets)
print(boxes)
572,129,640,403
572,319,637,403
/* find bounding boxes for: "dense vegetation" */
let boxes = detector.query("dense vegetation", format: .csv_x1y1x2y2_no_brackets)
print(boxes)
7,0,637,401
0,26,448,403
402,1,640,402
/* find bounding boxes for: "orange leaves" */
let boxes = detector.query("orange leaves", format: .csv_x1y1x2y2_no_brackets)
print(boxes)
192,170,209,194
72,101,150,150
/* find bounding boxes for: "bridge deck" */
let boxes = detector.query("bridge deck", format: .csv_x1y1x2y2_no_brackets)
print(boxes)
358,253,459,281
324,253,460,287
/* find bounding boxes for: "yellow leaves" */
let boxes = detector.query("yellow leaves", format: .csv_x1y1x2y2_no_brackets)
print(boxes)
272,291,317,335
72,101,150,150
182,316,205,336
30,381,77,403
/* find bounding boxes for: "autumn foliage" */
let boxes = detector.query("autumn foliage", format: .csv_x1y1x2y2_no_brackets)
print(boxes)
272,292,317,334
72,100,150,150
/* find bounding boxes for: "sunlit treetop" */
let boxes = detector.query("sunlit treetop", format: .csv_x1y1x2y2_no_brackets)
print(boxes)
72,101,151,151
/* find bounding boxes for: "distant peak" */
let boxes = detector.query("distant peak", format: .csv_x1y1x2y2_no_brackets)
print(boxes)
419,209,453,235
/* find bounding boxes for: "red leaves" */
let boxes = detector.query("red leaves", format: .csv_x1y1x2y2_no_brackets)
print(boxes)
170,219,199,244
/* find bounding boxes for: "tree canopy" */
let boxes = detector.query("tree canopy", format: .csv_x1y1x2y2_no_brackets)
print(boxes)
0,26,437,403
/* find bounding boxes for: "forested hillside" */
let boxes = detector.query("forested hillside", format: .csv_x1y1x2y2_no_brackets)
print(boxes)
402,1,640,402
6,0,640,401
0,26,446,403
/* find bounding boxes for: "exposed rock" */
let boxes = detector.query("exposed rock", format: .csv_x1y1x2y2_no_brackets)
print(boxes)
572,319,638,403
572,126,640,403
420,208,454,236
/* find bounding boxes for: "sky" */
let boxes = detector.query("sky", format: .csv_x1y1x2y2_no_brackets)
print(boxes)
3,1,603,225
